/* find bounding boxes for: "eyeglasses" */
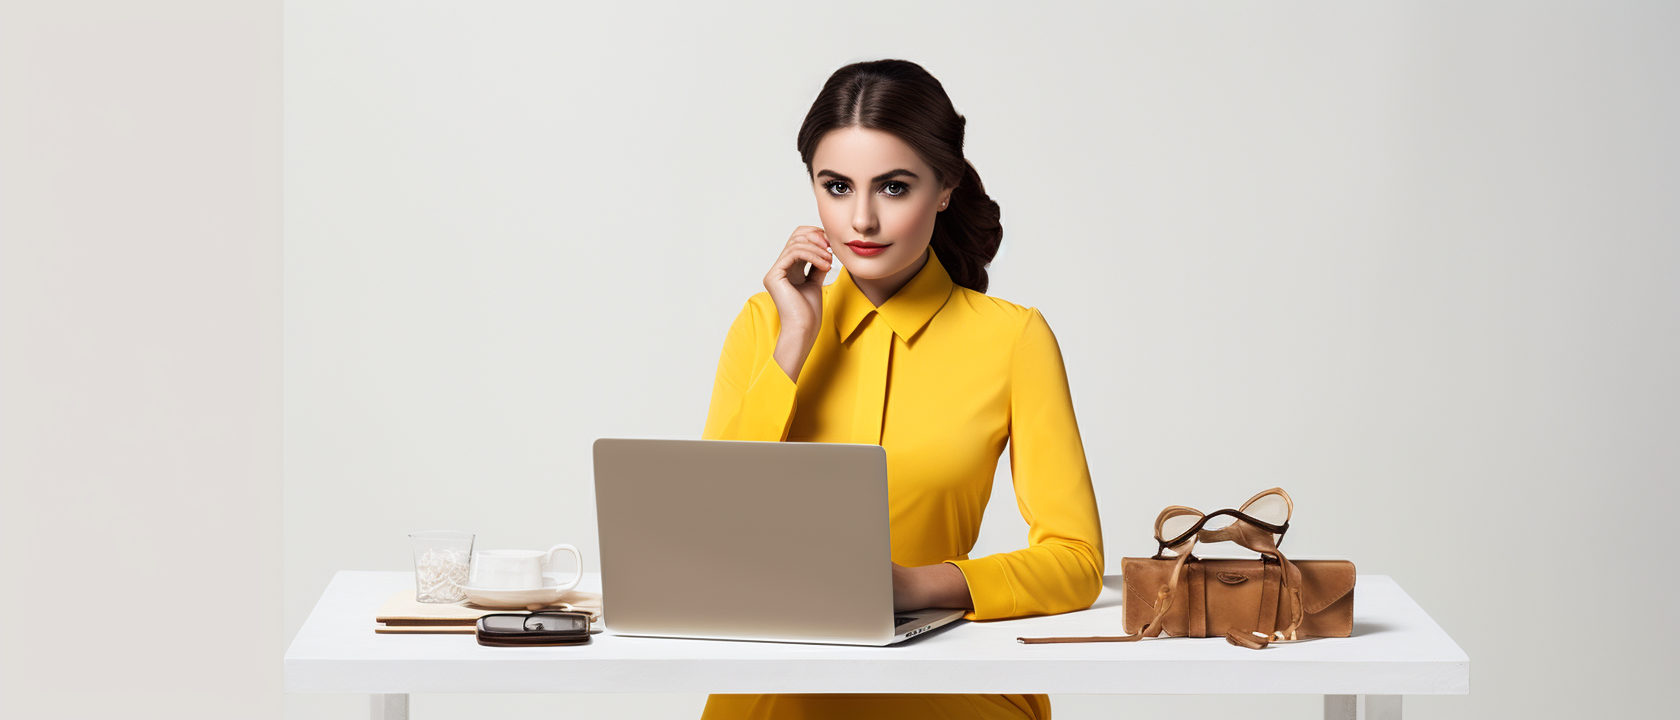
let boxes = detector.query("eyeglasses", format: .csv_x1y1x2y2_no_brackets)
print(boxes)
475,611,593,647
1153,487,1292,559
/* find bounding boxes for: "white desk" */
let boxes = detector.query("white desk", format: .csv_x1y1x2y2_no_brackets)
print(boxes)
286,571,1467,720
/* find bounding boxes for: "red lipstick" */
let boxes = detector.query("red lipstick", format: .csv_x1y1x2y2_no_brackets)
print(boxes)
845,241,890,257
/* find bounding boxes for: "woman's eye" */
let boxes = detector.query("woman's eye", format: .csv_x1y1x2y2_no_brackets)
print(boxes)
823,180,909,197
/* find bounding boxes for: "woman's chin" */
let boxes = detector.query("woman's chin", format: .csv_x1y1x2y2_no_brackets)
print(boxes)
842,246,928,279
841,261,895,279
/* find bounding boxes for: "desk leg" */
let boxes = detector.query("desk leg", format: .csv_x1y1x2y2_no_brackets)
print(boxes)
1324,695,1401,720
371,694,409,720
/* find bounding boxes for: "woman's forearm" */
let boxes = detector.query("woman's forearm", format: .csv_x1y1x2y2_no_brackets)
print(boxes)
773,325,816,382
892,562,974,612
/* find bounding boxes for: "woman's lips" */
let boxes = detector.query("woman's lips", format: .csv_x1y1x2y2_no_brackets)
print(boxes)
846,241,890,257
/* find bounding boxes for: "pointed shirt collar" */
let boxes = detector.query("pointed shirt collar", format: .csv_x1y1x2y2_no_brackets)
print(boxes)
831,245,956,345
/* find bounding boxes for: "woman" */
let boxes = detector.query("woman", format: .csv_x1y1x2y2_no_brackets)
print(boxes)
699,59,1104,720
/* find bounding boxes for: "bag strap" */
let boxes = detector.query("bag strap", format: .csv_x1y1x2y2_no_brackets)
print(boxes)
1218,519,1303,649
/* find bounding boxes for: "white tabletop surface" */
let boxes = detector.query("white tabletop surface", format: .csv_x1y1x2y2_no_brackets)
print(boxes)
285,571,1468,695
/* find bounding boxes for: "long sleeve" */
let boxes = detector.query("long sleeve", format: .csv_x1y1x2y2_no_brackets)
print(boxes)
701,296,800,442
947,307,1105,621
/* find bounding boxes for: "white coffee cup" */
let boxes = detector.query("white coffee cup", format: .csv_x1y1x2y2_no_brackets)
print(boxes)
469,544,583,591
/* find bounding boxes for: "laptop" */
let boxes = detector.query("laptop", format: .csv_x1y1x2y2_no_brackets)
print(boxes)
591,437,966,646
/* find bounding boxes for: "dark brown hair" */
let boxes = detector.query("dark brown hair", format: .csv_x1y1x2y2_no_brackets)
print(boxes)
797,59,1003,294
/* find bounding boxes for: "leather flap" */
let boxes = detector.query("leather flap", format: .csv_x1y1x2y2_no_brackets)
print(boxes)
1120,557,1174,611
1296,560,1356,613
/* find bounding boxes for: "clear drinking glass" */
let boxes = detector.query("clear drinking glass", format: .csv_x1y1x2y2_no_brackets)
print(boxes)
410,530,474,603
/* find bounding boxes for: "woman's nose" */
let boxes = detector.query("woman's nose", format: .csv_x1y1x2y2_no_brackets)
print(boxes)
850,201,877,234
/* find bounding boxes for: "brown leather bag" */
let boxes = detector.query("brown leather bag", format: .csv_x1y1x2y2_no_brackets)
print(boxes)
1020,488,1354,648
1119,555,1355,643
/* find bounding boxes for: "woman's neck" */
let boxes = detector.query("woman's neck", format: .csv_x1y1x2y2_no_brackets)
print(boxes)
852,247,930,307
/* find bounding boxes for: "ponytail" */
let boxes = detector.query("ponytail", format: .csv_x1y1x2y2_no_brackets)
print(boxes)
929,158,1002,294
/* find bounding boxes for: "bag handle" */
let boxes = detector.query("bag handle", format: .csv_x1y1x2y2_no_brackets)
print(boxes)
1152,507,1287,561
1214,519,1302,648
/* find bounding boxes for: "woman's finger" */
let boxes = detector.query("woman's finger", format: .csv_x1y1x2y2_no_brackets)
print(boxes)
778,245,833,273
803,253,832,284
771,255,829,290
788,226,831,251
794,235,834,266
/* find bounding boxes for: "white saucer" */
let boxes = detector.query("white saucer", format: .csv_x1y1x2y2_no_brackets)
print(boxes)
462,577,580,610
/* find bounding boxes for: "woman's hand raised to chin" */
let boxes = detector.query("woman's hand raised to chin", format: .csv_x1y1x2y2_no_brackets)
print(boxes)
763,225,833,382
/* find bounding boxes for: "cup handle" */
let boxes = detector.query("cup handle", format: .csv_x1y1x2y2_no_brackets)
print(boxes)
543,544,583,592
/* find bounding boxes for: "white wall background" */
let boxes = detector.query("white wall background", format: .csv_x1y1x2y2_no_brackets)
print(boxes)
285,2,1678,718
6,3,281,719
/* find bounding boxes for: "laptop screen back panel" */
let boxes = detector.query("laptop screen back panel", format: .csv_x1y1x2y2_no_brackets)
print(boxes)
593,438,895,644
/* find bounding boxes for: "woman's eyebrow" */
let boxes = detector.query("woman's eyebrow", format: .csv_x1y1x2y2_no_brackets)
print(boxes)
816,168,919,184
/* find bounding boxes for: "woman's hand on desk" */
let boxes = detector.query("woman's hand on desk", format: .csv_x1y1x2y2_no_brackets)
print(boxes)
891,561,975,613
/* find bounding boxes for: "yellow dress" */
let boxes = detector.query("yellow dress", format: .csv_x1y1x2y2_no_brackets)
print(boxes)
699,246,1104,720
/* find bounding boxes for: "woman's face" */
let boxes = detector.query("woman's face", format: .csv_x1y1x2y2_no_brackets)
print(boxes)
810,127,953,281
